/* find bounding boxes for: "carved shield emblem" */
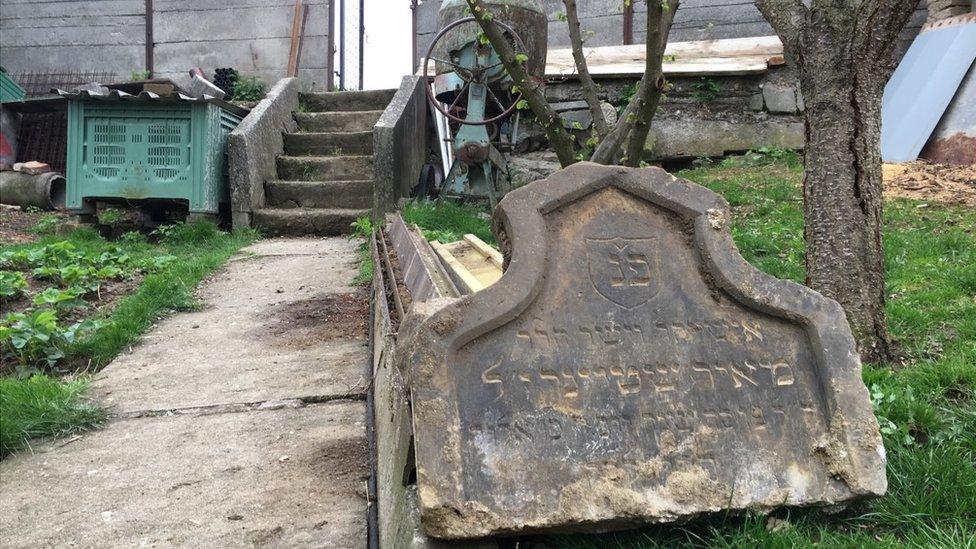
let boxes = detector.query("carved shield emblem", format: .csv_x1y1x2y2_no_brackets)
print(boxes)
585,237,660,309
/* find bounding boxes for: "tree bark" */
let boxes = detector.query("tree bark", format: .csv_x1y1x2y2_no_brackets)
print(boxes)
562,0,608,139
623,0,677,167
465,0,578,167
755,0,921,363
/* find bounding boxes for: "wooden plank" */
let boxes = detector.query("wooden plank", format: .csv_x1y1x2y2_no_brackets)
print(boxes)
416,35,785,78
463,234,504,269
286,0,303,77
431,240,484,294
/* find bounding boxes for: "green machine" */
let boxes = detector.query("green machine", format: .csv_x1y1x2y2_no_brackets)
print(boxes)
424,0,547,207
62,90,246,222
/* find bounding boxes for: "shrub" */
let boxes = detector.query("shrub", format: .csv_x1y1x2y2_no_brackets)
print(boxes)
232,75,266,102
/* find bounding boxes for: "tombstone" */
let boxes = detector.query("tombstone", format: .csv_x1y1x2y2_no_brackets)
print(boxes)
402,163,887,539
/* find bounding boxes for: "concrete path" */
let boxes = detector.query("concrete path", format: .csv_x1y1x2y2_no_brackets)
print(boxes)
0,238,370,548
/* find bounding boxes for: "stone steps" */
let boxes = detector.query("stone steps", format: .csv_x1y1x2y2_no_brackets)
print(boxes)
252,207,369,236
300,89,396,112
265,180,372,210
252,89,393,237
276,155,373,181
295,110,384,133
283,131,373,156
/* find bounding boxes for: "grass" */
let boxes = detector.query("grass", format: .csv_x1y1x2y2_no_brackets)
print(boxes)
1,221,259,455
0,374,104,458
406,156,976,548
402,200,495,245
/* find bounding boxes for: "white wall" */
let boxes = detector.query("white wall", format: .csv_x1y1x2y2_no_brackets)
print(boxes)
362,0,413,90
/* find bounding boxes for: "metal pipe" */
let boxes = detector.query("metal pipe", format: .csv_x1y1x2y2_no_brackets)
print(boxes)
0,171,66,210
340,0,346,90
623,0,634,45
365,231,381,549
377,228,406,321
358,0,365,90
145,0,155,75
327,0,335,90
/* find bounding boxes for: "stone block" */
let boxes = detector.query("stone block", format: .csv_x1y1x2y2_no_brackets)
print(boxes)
645,117,804,159
748,93,765,111
763,84,799,113
403,163,886,539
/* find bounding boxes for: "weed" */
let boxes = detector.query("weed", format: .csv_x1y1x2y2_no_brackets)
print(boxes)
119,231,148,244
130,70,151,81
618,83,638,115
350,216,375,286
0,310,101,376
0,271,28,299
29,215,61,235
97,210,124,226
691,77,720,102
350,216,374,239
721,147,801,168
32,287,86,311
232,75,266,102
0,374,104,457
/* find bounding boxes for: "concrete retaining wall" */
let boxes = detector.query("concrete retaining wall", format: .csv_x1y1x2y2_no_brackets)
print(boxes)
373,76,428,219
228,77,299,228
0,0,332,91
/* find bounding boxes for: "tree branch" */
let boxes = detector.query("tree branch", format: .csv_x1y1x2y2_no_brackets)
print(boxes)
622,0,678,167
590,78,644,164
465,0,578,167
563,0,609,139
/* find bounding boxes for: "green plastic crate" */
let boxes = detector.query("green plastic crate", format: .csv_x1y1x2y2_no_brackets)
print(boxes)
65,99,243,215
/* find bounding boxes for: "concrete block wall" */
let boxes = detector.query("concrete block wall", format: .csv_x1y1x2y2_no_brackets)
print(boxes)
151,0,333,90
0,0,332,91
414,0,927,67
0,0,146,76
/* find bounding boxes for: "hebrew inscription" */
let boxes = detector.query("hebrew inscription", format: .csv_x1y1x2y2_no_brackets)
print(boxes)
406,164,886,539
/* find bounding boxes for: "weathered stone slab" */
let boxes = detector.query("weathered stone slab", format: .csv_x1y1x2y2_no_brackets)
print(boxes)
404,163,886,539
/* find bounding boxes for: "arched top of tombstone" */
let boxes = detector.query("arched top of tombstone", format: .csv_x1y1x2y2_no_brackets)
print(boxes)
404,163,886,539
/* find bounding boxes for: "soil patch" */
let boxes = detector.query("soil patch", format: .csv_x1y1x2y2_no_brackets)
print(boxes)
883,162,976,206
0,206,69,245
260,290,368,349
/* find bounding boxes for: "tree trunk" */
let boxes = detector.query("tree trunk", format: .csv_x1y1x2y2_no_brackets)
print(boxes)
754,0,920,363
563,0,608,139
797,22,892,363
622,0,676,167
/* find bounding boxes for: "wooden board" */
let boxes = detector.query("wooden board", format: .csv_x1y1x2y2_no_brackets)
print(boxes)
416,36,785,78
430,235,504,294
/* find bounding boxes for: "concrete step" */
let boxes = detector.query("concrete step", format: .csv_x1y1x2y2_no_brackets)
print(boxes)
295,111,384,133
276,155,373,181
299,89,396,112
265,180,372,209
252,207,369,236
283,131,373,156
